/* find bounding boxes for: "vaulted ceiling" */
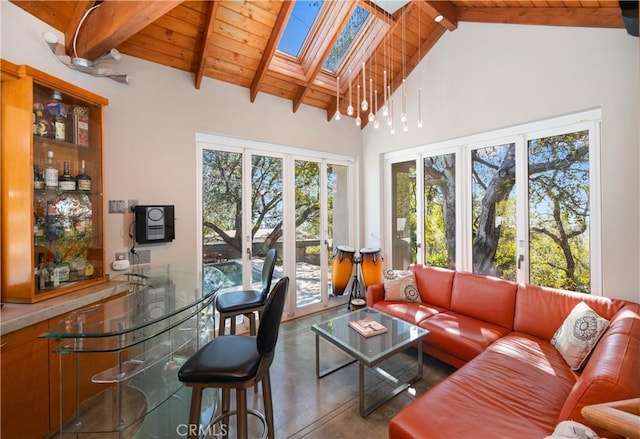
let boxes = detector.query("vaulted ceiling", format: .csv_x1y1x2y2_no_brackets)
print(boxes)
12,1,627,128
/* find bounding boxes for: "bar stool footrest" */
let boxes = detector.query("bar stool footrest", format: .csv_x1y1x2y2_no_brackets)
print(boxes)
205,408,267,439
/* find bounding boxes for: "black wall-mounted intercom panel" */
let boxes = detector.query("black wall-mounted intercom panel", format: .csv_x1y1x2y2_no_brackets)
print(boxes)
134,205,175,244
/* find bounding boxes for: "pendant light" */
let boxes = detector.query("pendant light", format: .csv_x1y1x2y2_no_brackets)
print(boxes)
361,62,368,111
347,69,354,116
355,83,361,126
335,75,341,120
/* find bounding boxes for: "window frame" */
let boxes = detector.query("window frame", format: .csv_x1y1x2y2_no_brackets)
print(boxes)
383,109,602,294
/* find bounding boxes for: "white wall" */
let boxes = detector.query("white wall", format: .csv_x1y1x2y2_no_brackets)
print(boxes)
362,22,640,302
1,2,362,276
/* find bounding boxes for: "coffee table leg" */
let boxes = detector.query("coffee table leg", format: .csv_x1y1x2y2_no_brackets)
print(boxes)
359,362,366,417
359,344,425,417
316,333,356,378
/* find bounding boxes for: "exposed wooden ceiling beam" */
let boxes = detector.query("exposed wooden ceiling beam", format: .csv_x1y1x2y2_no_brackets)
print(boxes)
64,1,94,56
74,0,185,61
457,7,624,29
250,1,295,103
194,1,220,90
422,0,458,31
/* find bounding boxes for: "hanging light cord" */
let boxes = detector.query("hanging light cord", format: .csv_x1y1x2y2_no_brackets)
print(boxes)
73,4,102,59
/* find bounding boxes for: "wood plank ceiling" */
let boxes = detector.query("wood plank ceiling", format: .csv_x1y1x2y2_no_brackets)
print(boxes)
11,1,625,128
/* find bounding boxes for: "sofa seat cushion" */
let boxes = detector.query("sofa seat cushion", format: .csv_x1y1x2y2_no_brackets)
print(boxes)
418,311,511,363
371,301,444,326
389,333,578,439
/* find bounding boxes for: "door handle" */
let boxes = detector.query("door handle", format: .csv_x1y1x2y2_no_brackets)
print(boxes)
517,254,524,269
246,247,252,258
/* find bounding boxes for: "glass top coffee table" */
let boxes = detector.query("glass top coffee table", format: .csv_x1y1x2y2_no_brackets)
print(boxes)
311,307,429,417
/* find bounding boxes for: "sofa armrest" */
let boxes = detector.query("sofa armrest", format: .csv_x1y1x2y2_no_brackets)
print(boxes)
366,283,385,306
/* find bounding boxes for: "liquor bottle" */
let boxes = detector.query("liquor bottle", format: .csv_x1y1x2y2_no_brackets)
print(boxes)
47,259,60,288
46,90,66,142
33,164,45,190
45,150,58,188
58,161,76,191
35,253,47,291
44,258,54,288
46,200,58,242
76,160,91,191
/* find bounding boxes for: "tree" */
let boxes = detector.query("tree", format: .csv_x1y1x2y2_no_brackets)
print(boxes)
202,151,321,257
424,154,456,268
528,132,590,291
423,131,590,290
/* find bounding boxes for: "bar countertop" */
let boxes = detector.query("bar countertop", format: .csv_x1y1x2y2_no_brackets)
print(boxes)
0,280,130,336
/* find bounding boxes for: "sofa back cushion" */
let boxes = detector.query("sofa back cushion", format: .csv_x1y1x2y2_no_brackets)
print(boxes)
513,284,624,341
449,271,517,330
409,264,455,309
558,303,640,437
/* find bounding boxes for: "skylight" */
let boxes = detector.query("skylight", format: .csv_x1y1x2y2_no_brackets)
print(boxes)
322,6,370,72
277,0,324,58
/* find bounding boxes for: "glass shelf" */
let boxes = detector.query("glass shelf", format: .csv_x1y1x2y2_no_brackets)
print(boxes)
91,335,192,384
43,269,216,344
41,268,219,436
34,134,94,149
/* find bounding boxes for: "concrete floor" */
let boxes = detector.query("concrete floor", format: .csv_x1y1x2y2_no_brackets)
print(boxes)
218,307,456,439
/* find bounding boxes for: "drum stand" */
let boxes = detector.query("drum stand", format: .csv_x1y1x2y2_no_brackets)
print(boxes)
347,257,366,311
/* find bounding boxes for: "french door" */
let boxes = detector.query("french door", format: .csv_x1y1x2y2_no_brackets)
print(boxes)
385,110,601,294
197,134,355,325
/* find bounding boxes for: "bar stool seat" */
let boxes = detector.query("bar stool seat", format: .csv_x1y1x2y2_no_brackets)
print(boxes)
216,248,277,336
178,277,289,439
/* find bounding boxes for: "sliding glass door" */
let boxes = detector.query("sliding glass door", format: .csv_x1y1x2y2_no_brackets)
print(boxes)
294,159,353,313
200,150,283,316
198,135,355,323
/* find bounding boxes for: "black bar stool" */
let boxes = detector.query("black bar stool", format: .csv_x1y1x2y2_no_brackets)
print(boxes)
216,248,277,336
178,276,289,439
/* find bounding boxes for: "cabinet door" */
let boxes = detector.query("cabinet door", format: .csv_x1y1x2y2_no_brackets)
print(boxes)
0,321,50,438
0,75,34,298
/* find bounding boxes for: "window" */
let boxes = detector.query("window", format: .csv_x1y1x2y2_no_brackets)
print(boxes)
322,6,370,72
527,131,591,292
277,1,324,58
424,152,456,269
385,110,601,294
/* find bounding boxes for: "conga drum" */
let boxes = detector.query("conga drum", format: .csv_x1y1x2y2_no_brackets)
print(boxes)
331,245,355,296
360,247,383,288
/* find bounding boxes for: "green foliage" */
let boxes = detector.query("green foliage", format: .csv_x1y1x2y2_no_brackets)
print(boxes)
421,131,591,291
295,160,321,237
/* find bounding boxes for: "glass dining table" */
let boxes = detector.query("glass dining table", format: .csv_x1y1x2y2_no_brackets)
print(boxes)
41,266,219,438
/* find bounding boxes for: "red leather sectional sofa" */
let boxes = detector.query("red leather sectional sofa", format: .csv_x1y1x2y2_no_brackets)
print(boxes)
366,265,640,438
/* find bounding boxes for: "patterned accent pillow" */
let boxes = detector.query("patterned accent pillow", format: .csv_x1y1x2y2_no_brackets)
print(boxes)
382,270,421,302
551,302,609,370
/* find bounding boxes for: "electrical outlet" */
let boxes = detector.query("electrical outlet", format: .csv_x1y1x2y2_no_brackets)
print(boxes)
115,252,128,261
128,199,138,211
132,249,151,264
